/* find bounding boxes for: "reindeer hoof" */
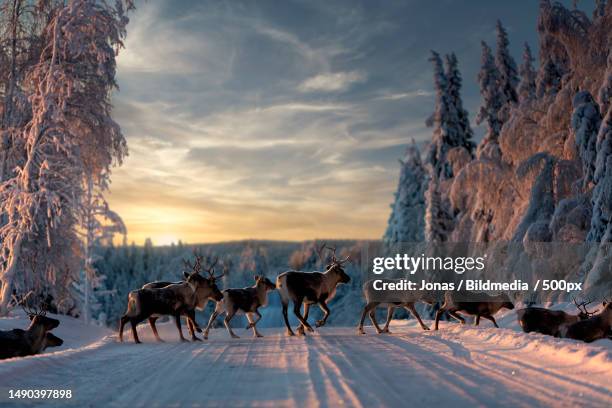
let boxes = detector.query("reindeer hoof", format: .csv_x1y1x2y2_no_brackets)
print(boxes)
192,337,202,342
287,331,295,337
231,335,240,339
255,334,263,338
422,326,430,331
315,320,325,328
357,329,366,335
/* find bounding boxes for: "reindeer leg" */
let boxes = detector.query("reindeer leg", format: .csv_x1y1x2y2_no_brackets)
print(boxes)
224,310,240,339
293,298,313,332
482,314,499,328
474,314,481,326
119,316,128,342
358,302,378,334
246,313,263,338
174,314,187,342
297,304,310,336
434,307,445,330
381,306,394,333
247,310,262,330
368,308,385,334
185,310,201,341
315,300,330,328
282,302,295,336
203,310,220,340
405,303,430,331
448,311,466,324
148,317,164,342
130,319,142,344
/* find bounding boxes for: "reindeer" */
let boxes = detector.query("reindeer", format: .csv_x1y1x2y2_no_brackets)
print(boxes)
141,255,219,342
516,298,595,337
204,274,276,339
277,244,350,336
119,255,224,344
357,279,435,335
564,300,612,343
0,298,61,360
434,291,514,330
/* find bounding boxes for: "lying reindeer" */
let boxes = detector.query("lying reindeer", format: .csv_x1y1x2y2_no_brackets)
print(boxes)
119,256,224,344
564,301,612,343
358,279,435,334
204,274,276,339
277,244,350,336
0,300,60,360
516,298,594,337
142,255,219,341
434,291,514,330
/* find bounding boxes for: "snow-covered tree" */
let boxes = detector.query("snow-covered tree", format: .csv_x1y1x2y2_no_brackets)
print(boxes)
383,140,427,248
571,91,602,189
587,107,612,243
495,20,519,107
518,43,537,102
445,53,475,155
424,174,453,243
426,51,474,179
476,41,504,144
598,50,612,115
0,0,132,315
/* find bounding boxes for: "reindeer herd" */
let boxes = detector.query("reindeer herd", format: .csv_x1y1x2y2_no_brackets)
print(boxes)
0,244,610,360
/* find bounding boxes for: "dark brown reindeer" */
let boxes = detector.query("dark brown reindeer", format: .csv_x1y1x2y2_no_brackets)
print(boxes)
119,255,224,344
434,291,514,330
0,298,61,360
203,273,276,339
276,244,350,336
141,255,219,341
358,279,434,335
564,300,612,343
516,298,595,337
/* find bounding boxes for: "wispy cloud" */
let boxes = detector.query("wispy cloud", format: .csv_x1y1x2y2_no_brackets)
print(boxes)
298,71,366,93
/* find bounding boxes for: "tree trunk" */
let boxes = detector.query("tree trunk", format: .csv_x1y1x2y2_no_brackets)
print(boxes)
0,235,23,315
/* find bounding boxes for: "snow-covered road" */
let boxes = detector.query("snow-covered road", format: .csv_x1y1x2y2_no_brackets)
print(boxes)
1,316,611,408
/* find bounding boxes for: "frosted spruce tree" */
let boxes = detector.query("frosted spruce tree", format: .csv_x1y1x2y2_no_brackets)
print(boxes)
587,106,612,243
445,53,475,156
476,41,504,146
495,20,519,109
518,43,537,103
426,51,474,178
383,141,427,249
0,0,132,315
571,91,602,190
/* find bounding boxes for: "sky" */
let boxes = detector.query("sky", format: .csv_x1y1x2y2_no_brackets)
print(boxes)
106,0,586,246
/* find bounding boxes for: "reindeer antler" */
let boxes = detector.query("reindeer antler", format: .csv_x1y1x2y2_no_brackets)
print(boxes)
315,242,327,263
324,244,350,265
12,292,45,317
212,262,229,281
202,256,219,278
573,296,597,317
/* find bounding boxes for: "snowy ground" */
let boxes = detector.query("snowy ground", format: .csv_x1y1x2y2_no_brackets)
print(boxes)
0,312,611,408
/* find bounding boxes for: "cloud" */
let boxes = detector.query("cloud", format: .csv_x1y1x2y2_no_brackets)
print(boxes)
374,89,434,101
298,71,366,93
